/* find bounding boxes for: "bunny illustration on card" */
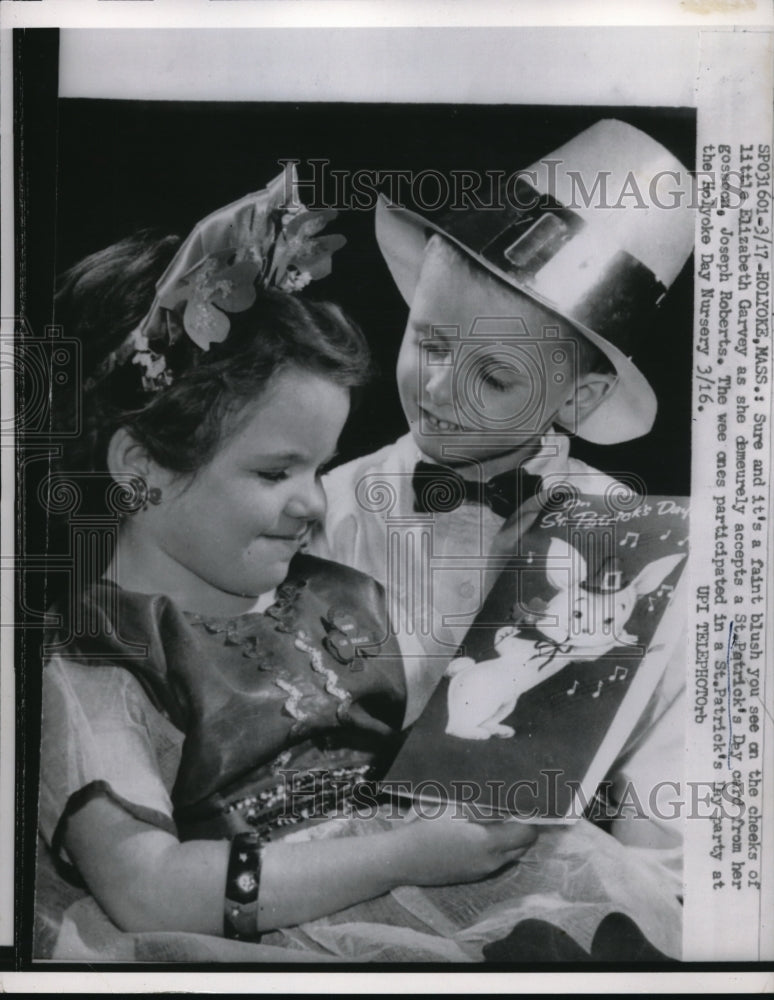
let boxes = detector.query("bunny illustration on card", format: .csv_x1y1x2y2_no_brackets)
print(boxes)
444,537,685,741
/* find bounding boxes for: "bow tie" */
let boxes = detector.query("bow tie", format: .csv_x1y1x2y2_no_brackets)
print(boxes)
412,461,542,519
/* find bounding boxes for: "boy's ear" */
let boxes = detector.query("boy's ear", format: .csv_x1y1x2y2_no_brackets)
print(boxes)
106,427,153,481
555,372,615,432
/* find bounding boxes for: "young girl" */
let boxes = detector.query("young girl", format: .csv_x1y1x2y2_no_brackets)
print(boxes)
35,173,536,961
35,173,681,963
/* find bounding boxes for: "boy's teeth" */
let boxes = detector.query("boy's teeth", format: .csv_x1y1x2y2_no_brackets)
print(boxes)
427,412,459,431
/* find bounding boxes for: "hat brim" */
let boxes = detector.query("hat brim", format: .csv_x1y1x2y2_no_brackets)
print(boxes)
375,194,657,445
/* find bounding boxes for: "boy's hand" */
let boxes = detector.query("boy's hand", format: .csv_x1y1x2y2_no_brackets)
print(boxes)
393,805,537,886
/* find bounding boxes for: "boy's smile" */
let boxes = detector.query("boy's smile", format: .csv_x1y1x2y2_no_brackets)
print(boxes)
421,409,462,433
396,236,582,467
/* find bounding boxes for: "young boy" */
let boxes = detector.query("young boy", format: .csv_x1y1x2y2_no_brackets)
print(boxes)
316,120,694,850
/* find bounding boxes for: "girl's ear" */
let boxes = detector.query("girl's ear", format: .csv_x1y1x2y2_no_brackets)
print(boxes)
106,427,152,481
555,372,615,431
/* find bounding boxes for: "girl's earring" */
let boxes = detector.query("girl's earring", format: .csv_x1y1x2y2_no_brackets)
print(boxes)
144,486,163,510
132,480,163,513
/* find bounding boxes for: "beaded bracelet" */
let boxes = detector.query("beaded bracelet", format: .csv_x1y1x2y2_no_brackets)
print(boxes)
223,831,269,941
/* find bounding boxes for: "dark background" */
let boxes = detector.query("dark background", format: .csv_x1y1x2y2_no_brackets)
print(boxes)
53,98,695,491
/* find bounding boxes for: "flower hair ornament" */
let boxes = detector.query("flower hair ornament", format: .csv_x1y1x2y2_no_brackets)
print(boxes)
89,164,346,392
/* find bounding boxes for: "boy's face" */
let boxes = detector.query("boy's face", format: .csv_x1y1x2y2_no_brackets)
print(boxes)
396,238,581,466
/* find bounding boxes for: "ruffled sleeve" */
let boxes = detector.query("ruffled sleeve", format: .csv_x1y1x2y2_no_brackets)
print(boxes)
40,655,185,877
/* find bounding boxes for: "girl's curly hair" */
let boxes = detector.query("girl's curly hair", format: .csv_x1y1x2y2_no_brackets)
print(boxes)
54,230,372,511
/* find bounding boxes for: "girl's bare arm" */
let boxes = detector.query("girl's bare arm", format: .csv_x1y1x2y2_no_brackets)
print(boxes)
63,796,536,935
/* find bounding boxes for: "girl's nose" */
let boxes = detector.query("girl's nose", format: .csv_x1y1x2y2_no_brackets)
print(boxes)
285,477,327,522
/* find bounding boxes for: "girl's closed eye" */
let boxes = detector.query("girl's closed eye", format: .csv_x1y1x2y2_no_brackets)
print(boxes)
257,455,337,483
255,469,289,483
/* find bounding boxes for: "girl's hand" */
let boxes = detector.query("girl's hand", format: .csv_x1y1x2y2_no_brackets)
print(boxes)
394,805,537,886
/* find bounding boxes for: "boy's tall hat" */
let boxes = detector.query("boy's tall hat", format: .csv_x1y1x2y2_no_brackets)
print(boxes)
376,120,695,444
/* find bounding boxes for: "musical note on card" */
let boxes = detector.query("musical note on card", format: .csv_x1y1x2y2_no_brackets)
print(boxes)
566,679,579,696
608,665,628,683
618,531,639,548
527,551,534,565
647,594,656,613
591,680,604,698
656,583,674,600
659,529,671,541
677,537,688,547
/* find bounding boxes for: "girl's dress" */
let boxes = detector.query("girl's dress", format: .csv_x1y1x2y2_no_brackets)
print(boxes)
35,554,683,963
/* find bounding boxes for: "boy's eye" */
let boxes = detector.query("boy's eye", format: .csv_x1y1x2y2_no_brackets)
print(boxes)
477,360,514,392
483,371,508,392
425,344,453,364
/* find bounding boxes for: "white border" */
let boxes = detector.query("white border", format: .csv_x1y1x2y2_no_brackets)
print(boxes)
56,26,701,105
2,0,773,31
2,970,774,994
